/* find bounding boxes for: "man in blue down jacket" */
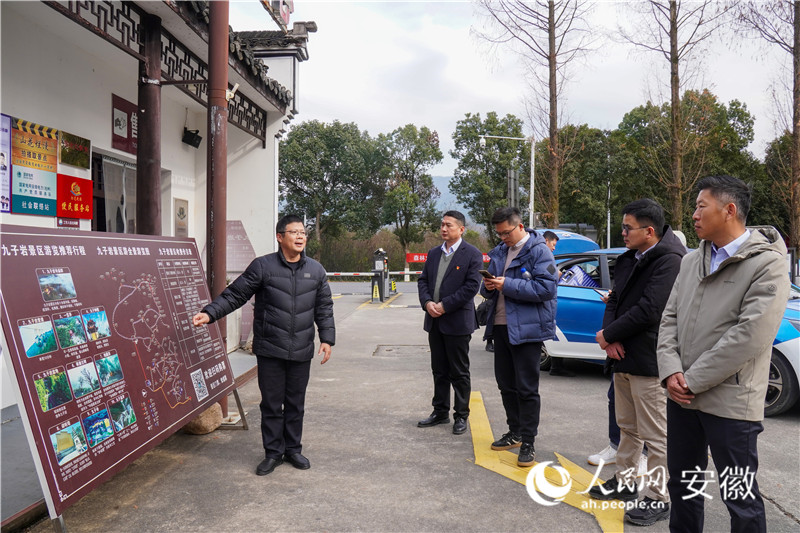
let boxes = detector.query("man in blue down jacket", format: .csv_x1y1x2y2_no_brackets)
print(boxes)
481,207,558,468
589,199,686,526
192,214,335,476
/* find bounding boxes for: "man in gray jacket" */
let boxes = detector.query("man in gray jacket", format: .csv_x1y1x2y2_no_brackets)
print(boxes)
658,175,790,532
193,215,335,476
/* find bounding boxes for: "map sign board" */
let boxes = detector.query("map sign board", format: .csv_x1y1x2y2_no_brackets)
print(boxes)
0,225,234,517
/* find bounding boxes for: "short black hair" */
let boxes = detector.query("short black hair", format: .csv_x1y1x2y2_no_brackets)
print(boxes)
622,198,665,238
443,210,466,227
491,206,522,226
542,230,559,242
277,214,304,234
697,175,751,223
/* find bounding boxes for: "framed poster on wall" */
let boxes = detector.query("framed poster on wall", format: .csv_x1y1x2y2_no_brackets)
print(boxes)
59,131,91,170
111,95,138,155
174,198,188,238
1,114,11,213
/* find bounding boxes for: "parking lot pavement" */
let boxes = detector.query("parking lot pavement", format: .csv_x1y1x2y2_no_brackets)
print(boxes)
25,289,800,532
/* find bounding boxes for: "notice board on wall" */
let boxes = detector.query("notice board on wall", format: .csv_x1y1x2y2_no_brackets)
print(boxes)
0,225,234,517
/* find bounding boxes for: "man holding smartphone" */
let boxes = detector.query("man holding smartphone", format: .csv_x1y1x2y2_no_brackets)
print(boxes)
481,207,558,467
417,211,483,435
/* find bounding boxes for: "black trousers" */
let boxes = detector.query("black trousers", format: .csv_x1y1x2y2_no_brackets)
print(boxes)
666,400,765,533
256,356,311,460
492,325,542,442
428,319,471,419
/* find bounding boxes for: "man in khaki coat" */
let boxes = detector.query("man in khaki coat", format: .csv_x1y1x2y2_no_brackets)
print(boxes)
658,175,790,532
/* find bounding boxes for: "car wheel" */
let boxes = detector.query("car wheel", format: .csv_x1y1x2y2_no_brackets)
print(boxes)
765,350,800,417
540,345,552,371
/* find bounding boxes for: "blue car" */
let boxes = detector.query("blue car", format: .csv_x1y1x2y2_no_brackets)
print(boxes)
543,249,800,417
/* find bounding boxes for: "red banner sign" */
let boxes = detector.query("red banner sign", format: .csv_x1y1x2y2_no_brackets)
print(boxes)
407,252,491,263
57,174,93,219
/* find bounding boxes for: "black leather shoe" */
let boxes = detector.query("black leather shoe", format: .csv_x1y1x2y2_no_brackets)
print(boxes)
284,453,311,470
491,431,521,450
453,417,468,435
588,476,639,501
256,457,283,476
517,441,535,467
485,340,494,352
417,412,449,427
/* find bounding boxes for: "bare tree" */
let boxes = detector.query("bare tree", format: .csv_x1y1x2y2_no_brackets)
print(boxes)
618,1,733,230
473,0,594,227
735,0,799,249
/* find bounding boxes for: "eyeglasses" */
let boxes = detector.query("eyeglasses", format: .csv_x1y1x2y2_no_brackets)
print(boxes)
621,225,649,234
495,226,520,239
280,230,307,237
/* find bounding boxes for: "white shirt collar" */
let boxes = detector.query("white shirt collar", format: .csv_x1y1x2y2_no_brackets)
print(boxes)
712,229,751,258
710,229,751,273
510,232,530,251
634,241,657,261
442,237,462,256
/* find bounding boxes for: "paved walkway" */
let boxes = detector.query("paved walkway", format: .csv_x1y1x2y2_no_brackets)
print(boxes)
11,286,800,532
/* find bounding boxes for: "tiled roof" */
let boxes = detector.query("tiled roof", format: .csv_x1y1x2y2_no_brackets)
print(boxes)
236,30,304,48
235,21,317,61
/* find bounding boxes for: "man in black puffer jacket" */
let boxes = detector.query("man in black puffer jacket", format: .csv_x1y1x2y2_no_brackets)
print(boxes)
192,214,334,476
588,199,685,527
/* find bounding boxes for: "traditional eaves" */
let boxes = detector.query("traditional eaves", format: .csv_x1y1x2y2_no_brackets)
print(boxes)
180,0,293,106
235,22,317,61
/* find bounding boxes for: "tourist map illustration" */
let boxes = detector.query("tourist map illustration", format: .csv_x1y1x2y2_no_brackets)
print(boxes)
0,225,234,517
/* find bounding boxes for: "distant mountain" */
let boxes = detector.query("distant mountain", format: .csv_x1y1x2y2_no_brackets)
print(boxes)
431,175,473,223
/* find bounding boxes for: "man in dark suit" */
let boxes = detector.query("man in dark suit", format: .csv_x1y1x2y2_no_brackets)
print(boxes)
417,210,483,435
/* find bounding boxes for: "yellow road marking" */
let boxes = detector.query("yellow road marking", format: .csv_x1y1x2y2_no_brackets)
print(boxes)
354,292,404,310
469,391,625,532
379,292,402,308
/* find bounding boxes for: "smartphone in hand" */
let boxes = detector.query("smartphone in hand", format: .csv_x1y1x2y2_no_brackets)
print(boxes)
479,269,495,279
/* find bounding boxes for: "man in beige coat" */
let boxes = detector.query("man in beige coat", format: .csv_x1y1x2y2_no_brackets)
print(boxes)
658,175,790,532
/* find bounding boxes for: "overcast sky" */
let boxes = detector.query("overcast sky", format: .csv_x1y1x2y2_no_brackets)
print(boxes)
230,1,788,177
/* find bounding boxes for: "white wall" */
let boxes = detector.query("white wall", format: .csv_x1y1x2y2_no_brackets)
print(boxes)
266,56,298,113
192,114,281,258
0,3,284,407
0,2,205,236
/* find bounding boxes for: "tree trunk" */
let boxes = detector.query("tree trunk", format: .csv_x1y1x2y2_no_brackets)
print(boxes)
548,0,560,228
792,0,800,250
315,208,323,261
669,0,683,230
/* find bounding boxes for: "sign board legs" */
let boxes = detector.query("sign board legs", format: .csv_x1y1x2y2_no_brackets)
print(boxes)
218,388,248,430
51,514,67,533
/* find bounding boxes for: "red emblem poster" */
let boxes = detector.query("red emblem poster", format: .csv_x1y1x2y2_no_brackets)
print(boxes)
56,174,93,219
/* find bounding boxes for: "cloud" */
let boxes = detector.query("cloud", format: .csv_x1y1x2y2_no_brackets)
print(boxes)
231,1,787,176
